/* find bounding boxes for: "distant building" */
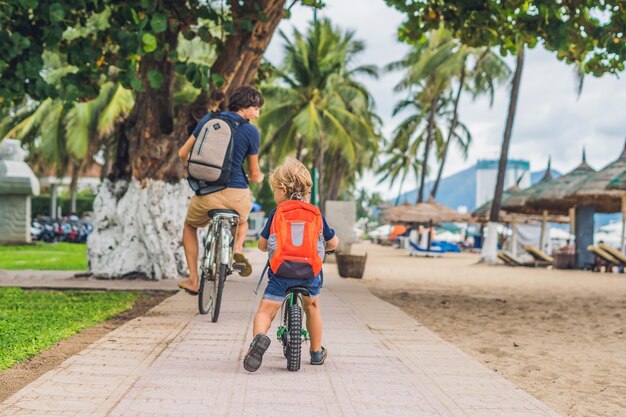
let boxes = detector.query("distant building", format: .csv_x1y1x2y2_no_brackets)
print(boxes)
475,159,530,209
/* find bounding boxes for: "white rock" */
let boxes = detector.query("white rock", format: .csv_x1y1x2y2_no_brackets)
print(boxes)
88,179,193,280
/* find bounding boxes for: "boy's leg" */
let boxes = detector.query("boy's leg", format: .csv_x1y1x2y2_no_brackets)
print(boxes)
244,300,282,372
253,299,282,336
180,222,199,292
303,296,322,352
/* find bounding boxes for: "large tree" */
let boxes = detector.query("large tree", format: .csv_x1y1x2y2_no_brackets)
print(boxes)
1,0,317,279
385,0,626,261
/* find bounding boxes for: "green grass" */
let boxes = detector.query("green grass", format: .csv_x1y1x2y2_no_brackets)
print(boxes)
0,287,138,370
0,242,87,270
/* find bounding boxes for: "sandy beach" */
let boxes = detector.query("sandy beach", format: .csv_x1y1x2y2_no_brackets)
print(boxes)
349,242,626,417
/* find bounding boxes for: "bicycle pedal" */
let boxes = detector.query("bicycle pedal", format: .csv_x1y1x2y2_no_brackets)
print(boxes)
233,262,246,271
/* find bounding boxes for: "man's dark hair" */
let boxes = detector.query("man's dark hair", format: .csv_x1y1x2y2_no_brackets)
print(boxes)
228,86,264,112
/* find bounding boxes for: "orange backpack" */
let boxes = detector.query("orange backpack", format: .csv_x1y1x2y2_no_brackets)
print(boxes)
268,200,325,279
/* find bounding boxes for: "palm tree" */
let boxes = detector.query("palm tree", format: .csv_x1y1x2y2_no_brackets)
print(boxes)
430,48,510,198
386,27,462,203
259,19,381,209
4,82,134,212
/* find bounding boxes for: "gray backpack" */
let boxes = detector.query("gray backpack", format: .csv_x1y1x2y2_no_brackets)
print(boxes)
187,113,247,195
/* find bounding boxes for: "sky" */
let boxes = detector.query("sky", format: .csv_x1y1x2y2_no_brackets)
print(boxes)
265,0,626,200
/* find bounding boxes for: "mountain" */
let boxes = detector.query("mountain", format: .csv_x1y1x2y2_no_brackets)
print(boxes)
394,165,561,211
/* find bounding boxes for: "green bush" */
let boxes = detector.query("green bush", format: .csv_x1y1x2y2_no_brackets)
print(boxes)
31,195,95,217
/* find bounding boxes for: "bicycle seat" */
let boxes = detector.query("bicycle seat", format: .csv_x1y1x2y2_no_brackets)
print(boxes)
285,286,310,297
208,209,239,218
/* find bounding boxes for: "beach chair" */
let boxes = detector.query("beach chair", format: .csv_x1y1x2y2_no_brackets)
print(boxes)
498,251,520,266
523,245,554,267
587,245,619,272
598,243,626,267
498,250,534,267
406,240,443,258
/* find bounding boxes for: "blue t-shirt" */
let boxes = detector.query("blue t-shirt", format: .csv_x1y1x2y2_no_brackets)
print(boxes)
260,208,336,241
192,112,259,189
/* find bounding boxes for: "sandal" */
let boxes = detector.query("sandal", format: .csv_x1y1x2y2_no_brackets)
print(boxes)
233,253,253,277
177,281,198,295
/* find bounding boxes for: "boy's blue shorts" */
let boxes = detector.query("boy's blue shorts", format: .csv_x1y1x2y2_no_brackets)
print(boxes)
262,274,322,302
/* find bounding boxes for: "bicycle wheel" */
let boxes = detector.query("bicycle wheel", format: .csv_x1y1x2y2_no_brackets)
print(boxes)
286,304,302,371
198,270,213,315
281,306,290,358
211,263,226,322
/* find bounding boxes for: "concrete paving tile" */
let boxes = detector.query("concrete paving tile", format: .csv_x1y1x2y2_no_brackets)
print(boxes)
0,251,563,417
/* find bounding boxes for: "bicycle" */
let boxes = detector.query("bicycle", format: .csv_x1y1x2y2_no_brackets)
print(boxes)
277,286,310,371
198,209,244,321
275,250,334,372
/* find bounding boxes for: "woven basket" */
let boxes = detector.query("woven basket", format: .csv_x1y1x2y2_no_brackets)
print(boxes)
336,252,367,279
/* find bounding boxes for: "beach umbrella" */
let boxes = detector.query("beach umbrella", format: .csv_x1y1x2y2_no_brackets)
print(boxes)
566,139,626,252
384,198,470,225
564,141,626,213
607,170,626,191
501,158,554,215
525,149,595,215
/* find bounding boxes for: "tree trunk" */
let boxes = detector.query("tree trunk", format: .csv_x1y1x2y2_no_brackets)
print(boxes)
481,47,525,264
395,168,409,205
295,134,304,160
90,1,288,280
488,48,525,222
326,152,345,201
417,95,437,204
69,161,80,214
318,132,326,212
431,65,466,199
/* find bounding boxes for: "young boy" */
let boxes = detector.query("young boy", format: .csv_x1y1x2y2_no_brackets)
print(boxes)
243,158,338,372
177,86,264,294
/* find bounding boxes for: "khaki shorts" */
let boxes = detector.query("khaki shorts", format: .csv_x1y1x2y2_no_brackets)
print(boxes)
185,188,252,228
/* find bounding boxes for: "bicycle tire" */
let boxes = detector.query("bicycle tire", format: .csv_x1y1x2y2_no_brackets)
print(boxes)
198,270,212,315
211,263,226,322
282,306,290,358
286,304,302,371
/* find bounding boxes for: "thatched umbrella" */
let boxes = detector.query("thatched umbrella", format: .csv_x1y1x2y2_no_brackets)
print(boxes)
525,150,595,215
384,198,470,225
563,146,626,213
566,140,626,253
501,158,554,215
383,198,470,250
607,170,626,190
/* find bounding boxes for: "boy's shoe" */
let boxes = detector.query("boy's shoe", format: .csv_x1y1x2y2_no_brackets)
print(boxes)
233,253,252,277
310,347,327,365
243,333,271,372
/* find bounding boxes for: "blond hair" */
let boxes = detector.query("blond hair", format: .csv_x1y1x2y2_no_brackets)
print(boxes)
269,157,313,201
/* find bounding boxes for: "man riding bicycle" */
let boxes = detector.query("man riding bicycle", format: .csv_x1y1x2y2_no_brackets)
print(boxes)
177,86,264,294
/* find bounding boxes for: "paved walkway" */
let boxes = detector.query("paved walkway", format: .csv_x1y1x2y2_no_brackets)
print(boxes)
0,253,563,417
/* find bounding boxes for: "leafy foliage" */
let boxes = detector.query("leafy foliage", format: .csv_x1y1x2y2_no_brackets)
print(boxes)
385,0,626,76
0,287,137,369
0,1,230,106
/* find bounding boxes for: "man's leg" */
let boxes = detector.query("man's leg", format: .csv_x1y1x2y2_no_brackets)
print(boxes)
180,222,199,292
234,220,248,254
